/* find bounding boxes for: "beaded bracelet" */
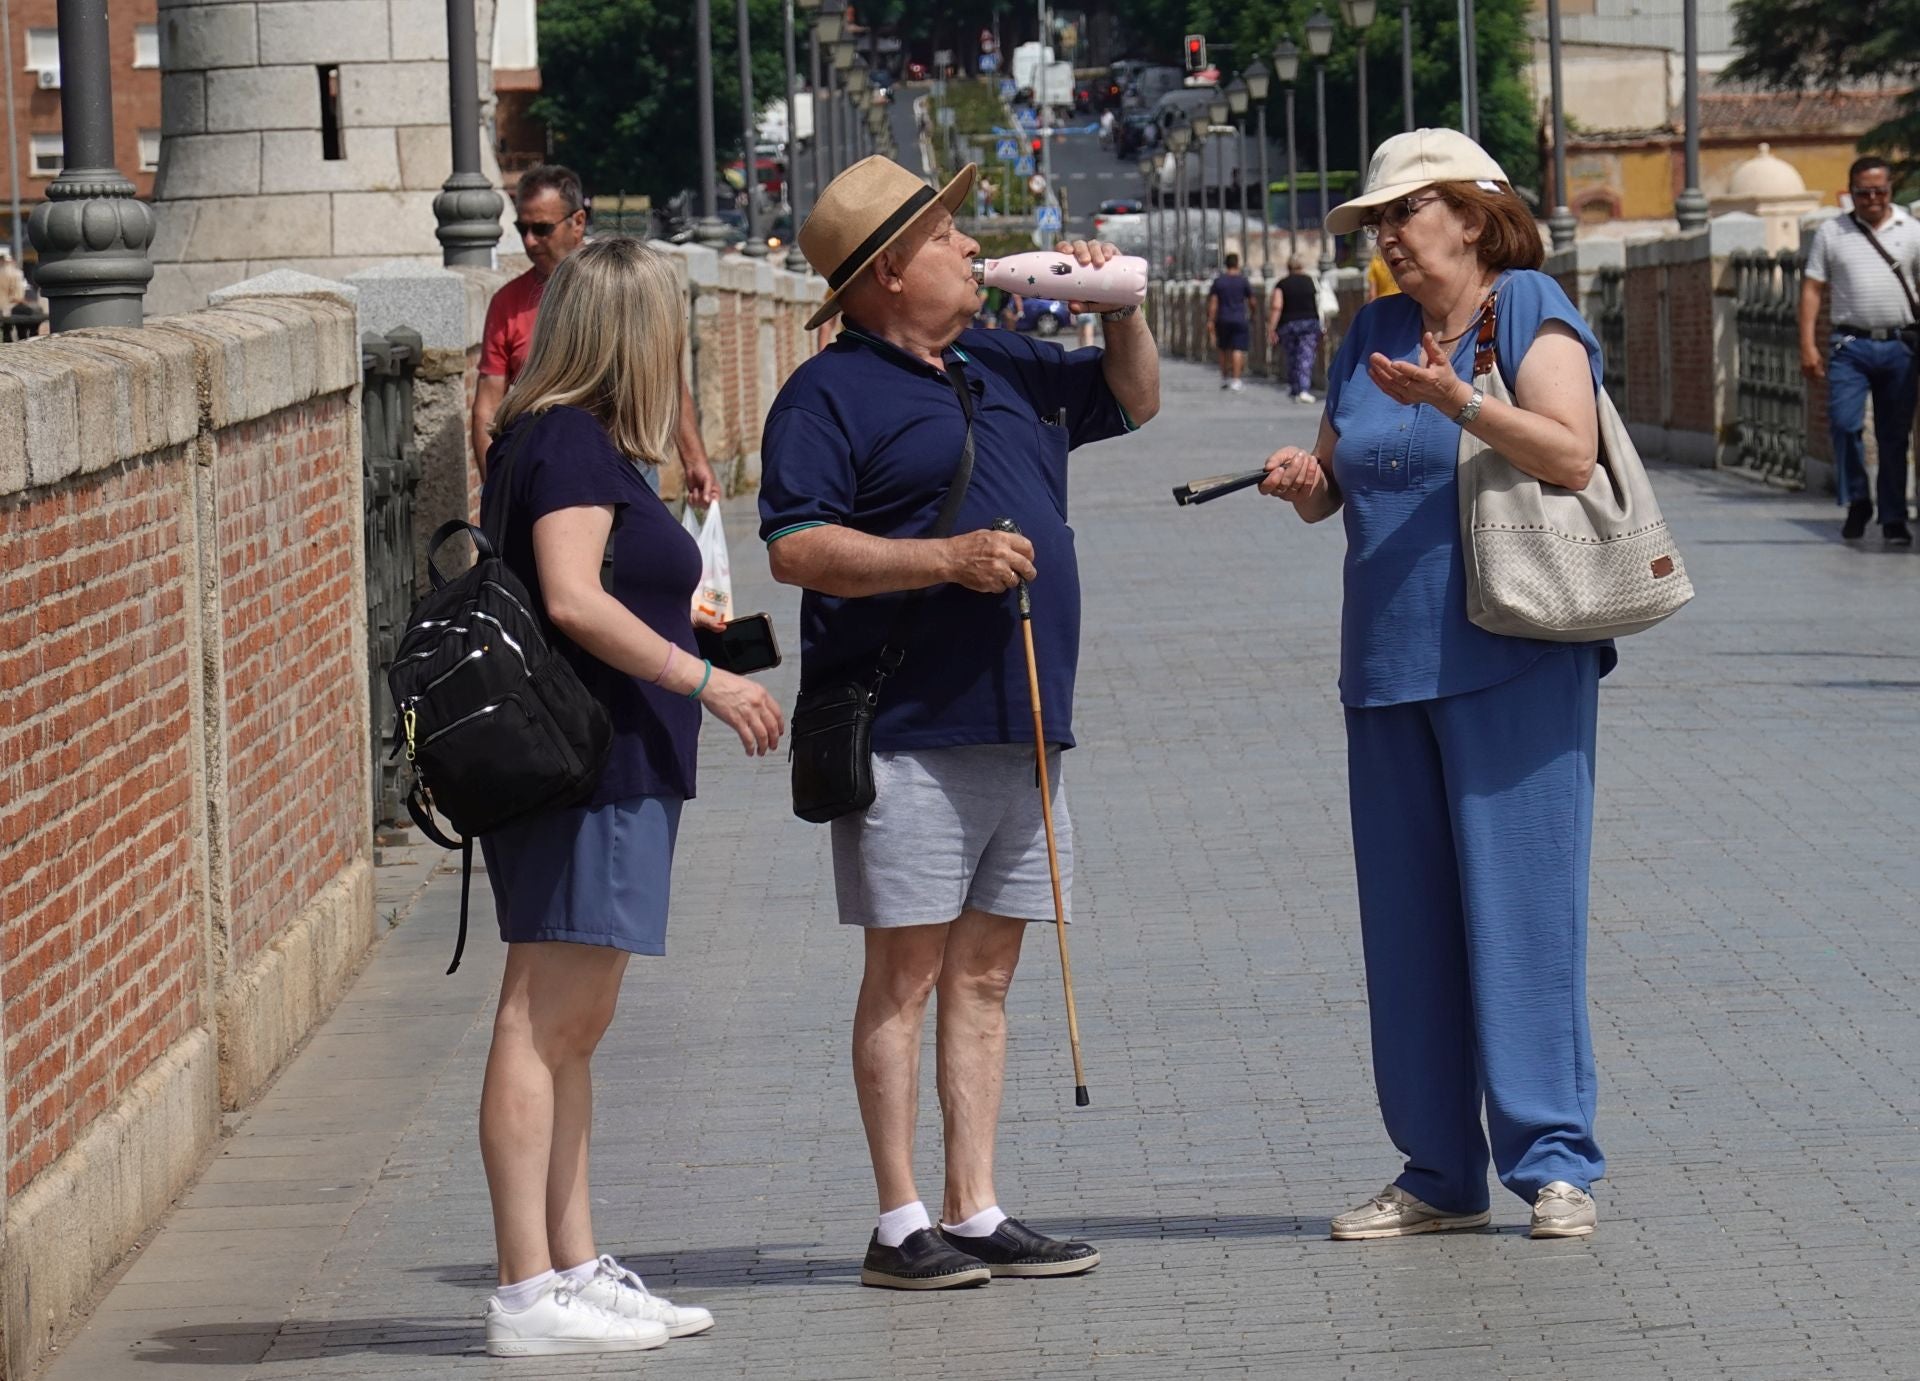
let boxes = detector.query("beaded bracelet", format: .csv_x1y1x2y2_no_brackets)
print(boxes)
685,659,713,701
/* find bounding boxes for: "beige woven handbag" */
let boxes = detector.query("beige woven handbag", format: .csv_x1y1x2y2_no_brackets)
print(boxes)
1456,292,1693,641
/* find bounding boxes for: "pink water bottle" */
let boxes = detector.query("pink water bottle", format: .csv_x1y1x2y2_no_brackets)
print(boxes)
971,251,1148,309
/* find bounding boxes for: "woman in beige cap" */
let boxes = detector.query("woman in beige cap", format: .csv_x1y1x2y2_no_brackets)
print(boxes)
1259,129,1613,1242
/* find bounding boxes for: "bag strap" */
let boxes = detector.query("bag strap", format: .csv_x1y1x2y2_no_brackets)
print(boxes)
480,415,542,551
405,784,472,975
869,357,978,687
1848,212,1920,322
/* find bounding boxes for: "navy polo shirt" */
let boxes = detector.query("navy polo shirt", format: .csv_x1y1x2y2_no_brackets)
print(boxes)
758,321,1132,751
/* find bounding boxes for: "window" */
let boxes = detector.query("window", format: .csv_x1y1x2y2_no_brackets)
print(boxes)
134,24,159,69
30,132,62,177
25,27,58,74
317,65,344,160
138,129,160,172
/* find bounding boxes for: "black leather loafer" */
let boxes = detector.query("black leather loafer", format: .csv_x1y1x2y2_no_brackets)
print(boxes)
1843,500,1873,540
938,1218,1101,1278
859,1229,992,1290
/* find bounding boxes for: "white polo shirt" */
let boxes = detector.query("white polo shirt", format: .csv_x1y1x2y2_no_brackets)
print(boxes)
1804,208,1920,331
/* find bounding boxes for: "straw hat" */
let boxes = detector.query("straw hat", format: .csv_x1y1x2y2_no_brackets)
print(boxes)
799,156,976,330
1324,128,1511,236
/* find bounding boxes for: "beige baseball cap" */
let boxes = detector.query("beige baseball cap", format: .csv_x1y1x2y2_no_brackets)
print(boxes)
1324,127,1512,236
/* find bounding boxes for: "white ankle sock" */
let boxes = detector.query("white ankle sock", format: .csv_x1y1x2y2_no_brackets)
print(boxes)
556,1258,599,1288
875,1201,932,1248
494,1269,556,1313
940,1204,1008,1238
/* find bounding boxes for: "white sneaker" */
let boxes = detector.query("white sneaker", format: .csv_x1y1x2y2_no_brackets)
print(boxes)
484,1276,670,1357
575,1254,716,1338
1229,378,1245,391
1296,391,1316,404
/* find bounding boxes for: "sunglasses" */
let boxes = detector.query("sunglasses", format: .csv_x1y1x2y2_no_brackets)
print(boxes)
515,216,576,238
1361,194,1443,240
1849,187,1892,199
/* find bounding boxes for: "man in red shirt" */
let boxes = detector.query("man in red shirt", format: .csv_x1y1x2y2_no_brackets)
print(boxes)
471,164,719,503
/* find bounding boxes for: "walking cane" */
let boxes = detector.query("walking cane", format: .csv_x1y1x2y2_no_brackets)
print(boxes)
990,518,1090,1107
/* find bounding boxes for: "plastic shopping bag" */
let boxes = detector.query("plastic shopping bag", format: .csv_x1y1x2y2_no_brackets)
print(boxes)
683,504,732,625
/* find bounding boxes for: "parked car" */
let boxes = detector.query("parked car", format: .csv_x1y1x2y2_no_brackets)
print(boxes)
1098,198,1144,216
1116,110,1157,159
1015,297,1074,336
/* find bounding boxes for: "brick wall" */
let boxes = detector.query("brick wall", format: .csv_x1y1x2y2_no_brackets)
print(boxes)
0,295,370,1380
1666,256,1716,435
1623,264,1663,428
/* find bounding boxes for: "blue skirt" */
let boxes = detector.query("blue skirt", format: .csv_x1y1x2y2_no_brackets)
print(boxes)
480,794,684,956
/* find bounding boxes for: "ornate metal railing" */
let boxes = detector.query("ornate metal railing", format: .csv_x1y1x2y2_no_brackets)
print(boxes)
361,328,423,826
1730,248,1806,487
1594,265,1627,409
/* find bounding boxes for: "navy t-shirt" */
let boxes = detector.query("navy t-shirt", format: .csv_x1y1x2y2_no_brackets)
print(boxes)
1209,273,1253,324
482,406,702,802
758,323,1133,751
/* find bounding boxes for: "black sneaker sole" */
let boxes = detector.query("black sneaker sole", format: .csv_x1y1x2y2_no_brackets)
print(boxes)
858,1264,991,1290
982,1250,1101,1278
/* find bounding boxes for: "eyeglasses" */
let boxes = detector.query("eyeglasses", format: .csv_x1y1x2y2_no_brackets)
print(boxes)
1849,186,1892,200
1361,194,1443,240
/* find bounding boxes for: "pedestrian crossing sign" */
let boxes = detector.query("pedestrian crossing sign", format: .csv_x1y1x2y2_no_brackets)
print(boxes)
1015,154,1036,175
1036,205,1062,233
996,138,1019,160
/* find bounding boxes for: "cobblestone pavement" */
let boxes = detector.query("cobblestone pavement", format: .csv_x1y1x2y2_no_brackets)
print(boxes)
47,360,1920,1381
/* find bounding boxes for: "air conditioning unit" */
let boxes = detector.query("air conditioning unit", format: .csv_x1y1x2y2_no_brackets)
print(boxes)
36,68,60,90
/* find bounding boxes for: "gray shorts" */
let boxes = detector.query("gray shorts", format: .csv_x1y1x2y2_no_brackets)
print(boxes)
830,744,1073,929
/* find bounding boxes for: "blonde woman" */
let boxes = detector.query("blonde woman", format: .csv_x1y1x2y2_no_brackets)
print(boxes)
475,237,783,1356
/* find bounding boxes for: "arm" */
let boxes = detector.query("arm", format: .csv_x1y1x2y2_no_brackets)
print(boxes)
1207,290,1218,327
1258,411,1342,523
674,372,721,505
1099,306,1161,425
767,523,1035,599
1798,273,1827,381
471,374,507,479
534,505,783,755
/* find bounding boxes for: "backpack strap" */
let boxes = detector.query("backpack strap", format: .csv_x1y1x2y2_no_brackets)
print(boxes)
405,780,473,975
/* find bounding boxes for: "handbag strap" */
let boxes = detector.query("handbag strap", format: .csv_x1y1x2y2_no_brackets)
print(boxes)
480,414,541,551
1848,212,1920,322
869,358,978,687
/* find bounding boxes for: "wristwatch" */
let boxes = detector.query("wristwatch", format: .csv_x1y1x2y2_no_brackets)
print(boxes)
1452,387,1485,425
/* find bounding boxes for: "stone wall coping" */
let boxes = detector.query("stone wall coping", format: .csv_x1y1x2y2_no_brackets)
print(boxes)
347,260,500,352
1545,238,1626,278
665,241,722,288
211,268,361,307
1707,211,1768,256
718,255,777,295
1626,229,1709,269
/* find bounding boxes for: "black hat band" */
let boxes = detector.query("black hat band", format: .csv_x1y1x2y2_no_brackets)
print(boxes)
827,185,938,291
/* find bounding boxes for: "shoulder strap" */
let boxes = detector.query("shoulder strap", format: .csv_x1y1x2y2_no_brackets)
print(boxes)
480,415,542,550
870,358,978,685
1849,212,1920,320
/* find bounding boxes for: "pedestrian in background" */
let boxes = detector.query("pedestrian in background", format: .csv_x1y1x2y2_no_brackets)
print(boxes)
0,248,25,311
1798,155,1918,546
1268,256,1323,403
472,165,719,506
1208,252,1253,390
1260,129,1612,1243
474,237,783,1356
1365,245,1400,302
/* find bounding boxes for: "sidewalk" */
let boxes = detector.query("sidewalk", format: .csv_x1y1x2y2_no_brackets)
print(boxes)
44,360,1920,1380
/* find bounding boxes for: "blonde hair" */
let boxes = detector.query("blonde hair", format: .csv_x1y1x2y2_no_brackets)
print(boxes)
493,237,685,464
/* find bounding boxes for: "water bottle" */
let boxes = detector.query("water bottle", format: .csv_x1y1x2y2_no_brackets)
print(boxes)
971,251,1148,310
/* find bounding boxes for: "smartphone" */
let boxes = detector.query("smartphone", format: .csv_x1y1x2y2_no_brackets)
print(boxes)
695,612,782,676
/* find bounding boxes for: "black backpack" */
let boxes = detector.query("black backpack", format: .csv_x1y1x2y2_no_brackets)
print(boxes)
389,422,612,972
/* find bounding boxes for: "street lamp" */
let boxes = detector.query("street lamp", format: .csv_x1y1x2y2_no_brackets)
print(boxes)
1676,0,1708,230
1306,9,1335,272
1168,122,1192,277
1340,0,1377,180
738,0,767,257
832,38,857,166
1208,89,1229,271
1191,106,1212,275
1139,153,1159,280
1546,0,1575,249
1274,38,1301,256
786,0,821,270
1399,0,1414,131
695,0,730,246
1227,77,1249,275
1244,61,1272,278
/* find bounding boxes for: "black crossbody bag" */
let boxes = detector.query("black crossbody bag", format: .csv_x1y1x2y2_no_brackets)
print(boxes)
789,360,976,823
1848,211,1920,349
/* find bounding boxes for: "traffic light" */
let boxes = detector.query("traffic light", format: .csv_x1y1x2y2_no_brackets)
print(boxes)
1030,137,1042,154
1185,34,1206,71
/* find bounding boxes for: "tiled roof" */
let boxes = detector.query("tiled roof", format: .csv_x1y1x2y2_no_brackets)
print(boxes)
1700,88,1908,138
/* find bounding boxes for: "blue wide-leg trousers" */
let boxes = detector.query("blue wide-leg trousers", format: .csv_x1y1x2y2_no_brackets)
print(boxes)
1343,644,1606,1211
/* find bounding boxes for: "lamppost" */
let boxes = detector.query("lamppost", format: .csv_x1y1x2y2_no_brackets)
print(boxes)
1675,0,1708,230
1307,8,1334,273
1227,76,1249,271
1168,123,1191,277
815,7,844,181
846,65,870,159
1245,60,1272,278
1139,153,1159,279
27,0,153,329
1399,0,1414,130
1546,0,1575,249
434,0,505,267
786,0,818,269
1459,0,1479,141
833,37,857,163
1341,0,1377,178
1207,88,1229,271
738,0,767,256
695,0,730,245
1191,105,1212,273
1275,38,1301,256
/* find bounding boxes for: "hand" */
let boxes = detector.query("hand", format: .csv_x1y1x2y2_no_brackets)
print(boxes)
1800,344,1826,382
697,666,784,757
1258,446,1329,504
682,454,722,507
1368,332,1473,413
692,608,727,632
1054,237,1127,316
944,528,1037,594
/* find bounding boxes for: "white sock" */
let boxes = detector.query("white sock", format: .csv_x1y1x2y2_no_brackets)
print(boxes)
941,1204,1008,1238
494,1269,557,1312
875,1200,932,1248
556,1258,599,1288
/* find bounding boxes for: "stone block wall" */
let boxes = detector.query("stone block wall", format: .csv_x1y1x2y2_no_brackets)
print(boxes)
0,297,373,1380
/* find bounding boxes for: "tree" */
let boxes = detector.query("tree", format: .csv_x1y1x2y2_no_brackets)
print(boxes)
532,0,790,206
1724,0,1920,176
1108,0,1540,195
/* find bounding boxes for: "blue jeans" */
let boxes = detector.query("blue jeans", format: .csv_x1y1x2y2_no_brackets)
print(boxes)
1827,333,1916,522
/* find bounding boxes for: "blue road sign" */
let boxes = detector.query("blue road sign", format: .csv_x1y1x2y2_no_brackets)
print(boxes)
999,79,1017,100
996,138,1019,160
1035,205,1062,233
1015,154,1036,176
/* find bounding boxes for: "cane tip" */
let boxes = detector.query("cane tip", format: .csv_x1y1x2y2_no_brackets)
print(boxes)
1075,1085,1090,1107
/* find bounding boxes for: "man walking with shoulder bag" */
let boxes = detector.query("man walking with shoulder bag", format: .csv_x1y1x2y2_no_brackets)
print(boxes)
760,156,1160,1290
1800,156,1919,545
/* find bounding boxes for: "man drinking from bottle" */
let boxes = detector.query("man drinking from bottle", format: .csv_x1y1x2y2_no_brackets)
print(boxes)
759,156,1159,1290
